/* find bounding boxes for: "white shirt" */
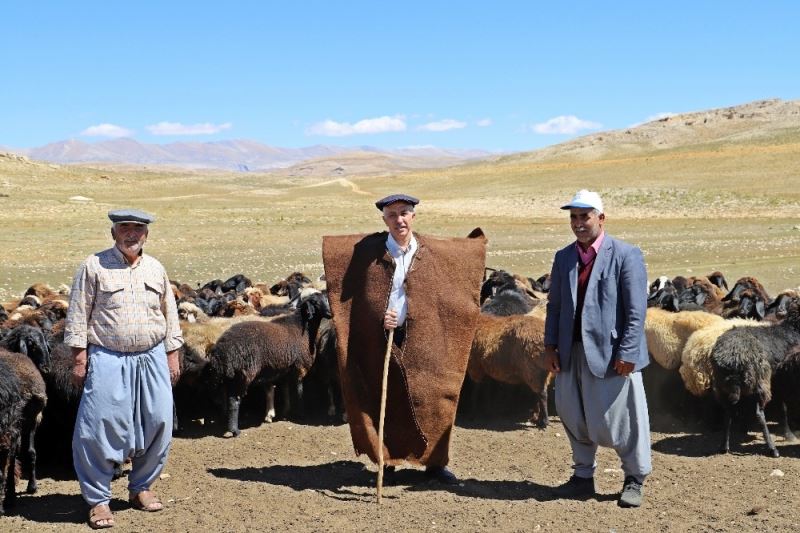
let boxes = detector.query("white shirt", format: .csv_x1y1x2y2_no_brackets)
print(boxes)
385,233,418,327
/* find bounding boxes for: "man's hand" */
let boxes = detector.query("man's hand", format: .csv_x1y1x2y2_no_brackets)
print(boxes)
544,345,561,374
167,350,181,386
71,347,88,389
384,309,398,330
614,359,635,377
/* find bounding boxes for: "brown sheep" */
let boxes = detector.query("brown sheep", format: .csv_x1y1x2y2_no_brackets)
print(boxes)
468,313,552,428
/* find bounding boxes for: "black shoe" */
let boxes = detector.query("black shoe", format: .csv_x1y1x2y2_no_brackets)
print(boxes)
425,466,458,485
552,475,596,499
618,476,644,508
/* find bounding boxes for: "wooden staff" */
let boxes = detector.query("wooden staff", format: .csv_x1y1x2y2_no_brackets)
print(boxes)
376,327,394,504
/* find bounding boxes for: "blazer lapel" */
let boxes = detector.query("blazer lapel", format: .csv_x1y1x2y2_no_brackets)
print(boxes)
566,245,579,309
588,236,613,288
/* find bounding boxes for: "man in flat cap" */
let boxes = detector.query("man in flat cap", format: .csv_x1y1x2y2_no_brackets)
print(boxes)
65,208,183,528
543,190,651,508
323,194,486,485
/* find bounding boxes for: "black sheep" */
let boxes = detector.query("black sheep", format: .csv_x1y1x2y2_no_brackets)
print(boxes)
480,288,536,317
710,332,775,456
0,357,24,515
210,292,331,436
0,324,51,372
0,349,47,495
710,297,800,457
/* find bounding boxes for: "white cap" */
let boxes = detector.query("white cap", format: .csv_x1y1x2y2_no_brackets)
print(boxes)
561,189,604,213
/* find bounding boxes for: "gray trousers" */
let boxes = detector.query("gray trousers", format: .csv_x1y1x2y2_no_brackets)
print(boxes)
72,343,173,506
555,342,652,482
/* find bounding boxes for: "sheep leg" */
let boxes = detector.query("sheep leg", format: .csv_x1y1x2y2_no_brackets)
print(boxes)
780,402,797,442
533,389,549,429
289,377,305,420
21,419,37,494
226,393,242,437
0,449,9,515
326,383,337,417
264,384,276,423
719,406,733,454
112,462,123,480
172,399,181,436
755,403,779,458
2,446,18,511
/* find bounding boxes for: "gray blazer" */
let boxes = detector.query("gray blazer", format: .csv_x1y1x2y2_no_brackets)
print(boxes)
544,234,649,378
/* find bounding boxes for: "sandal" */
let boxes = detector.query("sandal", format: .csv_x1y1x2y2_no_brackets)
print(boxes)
88,503,115,529
128,490,163,512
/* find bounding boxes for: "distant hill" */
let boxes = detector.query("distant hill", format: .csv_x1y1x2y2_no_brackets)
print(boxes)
492,98,800,164
6,138,493,171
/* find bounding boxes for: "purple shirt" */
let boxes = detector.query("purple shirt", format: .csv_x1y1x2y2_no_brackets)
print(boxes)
576,230,605,265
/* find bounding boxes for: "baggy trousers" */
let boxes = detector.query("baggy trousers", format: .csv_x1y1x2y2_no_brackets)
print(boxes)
555,342,652,482
72,343,173,506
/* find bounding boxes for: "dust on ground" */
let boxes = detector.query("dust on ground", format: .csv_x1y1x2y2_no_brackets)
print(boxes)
4,412,800,532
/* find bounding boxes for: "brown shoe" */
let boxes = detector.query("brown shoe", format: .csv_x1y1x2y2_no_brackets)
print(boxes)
88,503,115,529
129,490,163,512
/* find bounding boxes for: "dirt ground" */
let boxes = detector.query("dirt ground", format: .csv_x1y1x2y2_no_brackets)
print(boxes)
4,398,800,533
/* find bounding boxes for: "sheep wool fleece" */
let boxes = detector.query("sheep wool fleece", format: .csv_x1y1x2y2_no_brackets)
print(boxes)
322,230,486,466
72,343,173,506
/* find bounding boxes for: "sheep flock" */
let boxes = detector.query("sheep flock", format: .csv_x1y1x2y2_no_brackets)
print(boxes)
0,267,799,513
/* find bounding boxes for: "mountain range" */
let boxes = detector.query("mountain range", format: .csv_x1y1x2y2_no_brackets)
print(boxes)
0,138,493,171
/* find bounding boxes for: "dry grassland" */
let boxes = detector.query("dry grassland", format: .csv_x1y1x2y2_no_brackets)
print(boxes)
1,131,800,303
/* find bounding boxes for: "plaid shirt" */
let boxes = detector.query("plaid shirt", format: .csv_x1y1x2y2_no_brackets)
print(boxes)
64,246,183,353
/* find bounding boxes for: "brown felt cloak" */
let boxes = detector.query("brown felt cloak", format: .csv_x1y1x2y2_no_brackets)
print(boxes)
322,230,486,466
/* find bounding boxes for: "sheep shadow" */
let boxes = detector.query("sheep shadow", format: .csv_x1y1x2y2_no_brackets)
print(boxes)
5,493,128,525
208,461,615,503
653,431,782,458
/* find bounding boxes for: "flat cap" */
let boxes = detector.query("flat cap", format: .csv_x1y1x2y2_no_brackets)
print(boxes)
108,208,156,225
375,193,420,211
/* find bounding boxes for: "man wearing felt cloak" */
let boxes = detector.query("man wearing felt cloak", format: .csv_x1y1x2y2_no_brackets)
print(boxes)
322,193,486,484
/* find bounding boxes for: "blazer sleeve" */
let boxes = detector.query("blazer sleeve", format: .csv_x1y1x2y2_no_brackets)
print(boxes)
616,246,648,362
544,251,562,347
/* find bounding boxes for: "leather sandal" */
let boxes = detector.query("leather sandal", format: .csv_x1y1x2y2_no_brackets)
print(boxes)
88,503,115,529
128,490,163,512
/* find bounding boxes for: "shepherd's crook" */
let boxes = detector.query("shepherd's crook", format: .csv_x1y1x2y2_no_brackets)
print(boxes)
376,327,394,504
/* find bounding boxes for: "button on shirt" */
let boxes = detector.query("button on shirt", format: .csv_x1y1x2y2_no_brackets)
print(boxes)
64,246,183,353
385,233,418,327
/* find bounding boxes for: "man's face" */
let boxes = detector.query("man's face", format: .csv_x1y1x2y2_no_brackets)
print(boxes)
111,222,148,259
382,202,416,243
569,208,604,246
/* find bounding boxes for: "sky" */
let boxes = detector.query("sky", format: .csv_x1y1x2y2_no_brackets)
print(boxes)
1,1,798,152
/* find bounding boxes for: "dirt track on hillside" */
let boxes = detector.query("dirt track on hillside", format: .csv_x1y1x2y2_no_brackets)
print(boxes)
5,402,800,532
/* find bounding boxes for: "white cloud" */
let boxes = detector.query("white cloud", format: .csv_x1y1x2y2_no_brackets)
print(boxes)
146,121,232,135
476,118,492,127
306,115,406,137
81,123,134,138
531,115,602,135
418,119,467,132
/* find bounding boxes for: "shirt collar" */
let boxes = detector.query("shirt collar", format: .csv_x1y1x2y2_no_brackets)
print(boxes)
386,232,417,257
575,230,605,263
112,245,144,267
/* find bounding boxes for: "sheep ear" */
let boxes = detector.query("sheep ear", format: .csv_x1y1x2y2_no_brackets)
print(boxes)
755,300,766,320
694,291,707,306
300,299,315,321
723,284,742,302
668,295,680,312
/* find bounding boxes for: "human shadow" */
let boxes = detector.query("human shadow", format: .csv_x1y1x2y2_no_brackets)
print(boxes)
6,493,128,525
208,460,616,503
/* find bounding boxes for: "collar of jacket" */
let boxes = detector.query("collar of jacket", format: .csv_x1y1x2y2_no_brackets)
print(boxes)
381,232,426,266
